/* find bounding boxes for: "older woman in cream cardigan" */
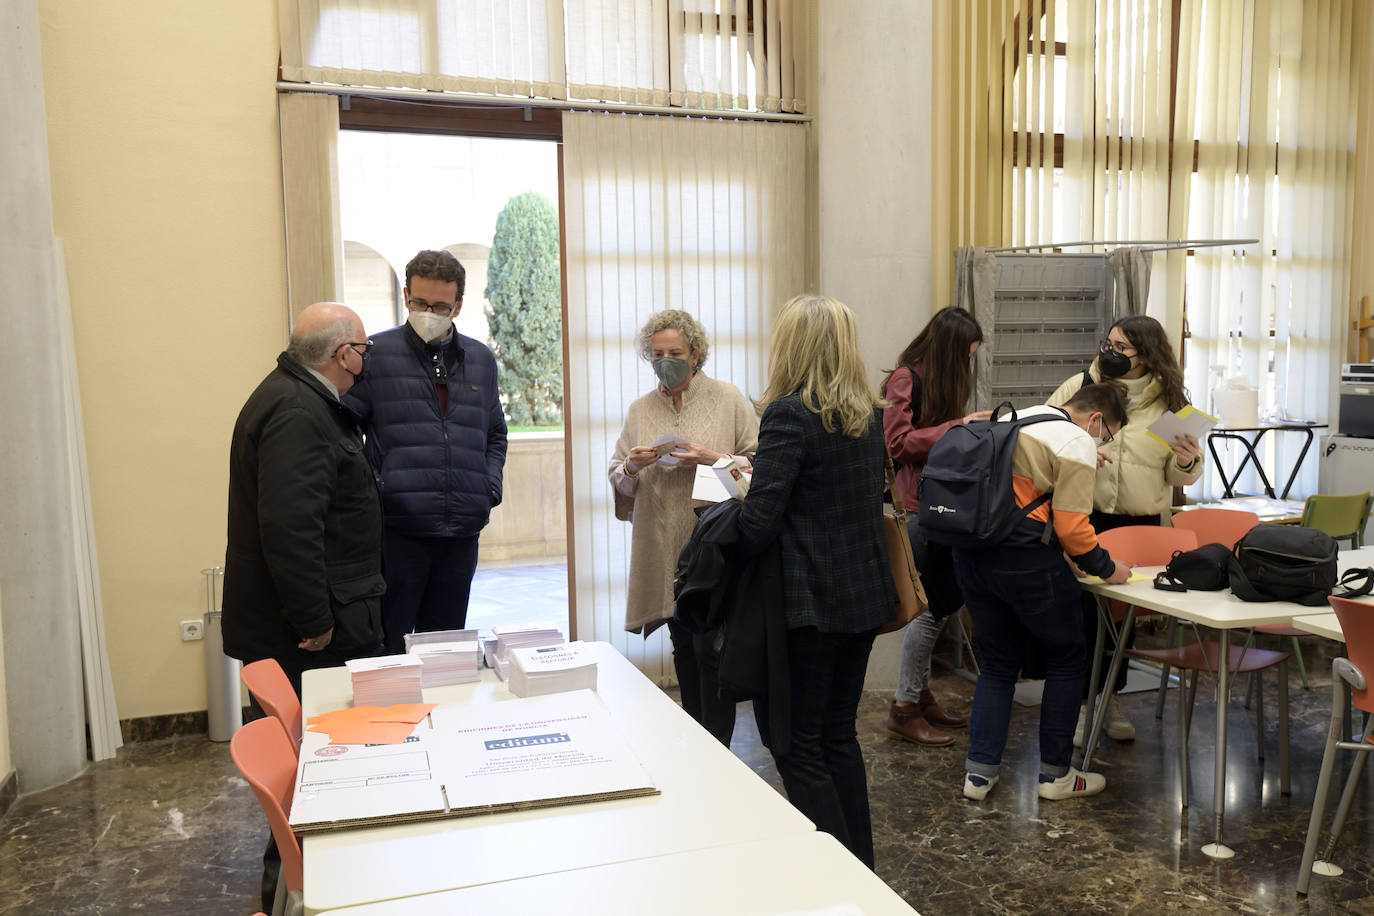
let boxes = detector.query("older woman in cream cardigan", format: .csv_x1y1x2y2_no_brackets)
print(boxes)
609,309,758,745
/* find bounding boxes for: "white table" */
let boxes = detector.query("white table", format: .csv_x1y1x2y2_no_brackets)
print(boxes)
324,832,918,915
300,642,816,914
1293,613,1345,642
1081,549,1374,860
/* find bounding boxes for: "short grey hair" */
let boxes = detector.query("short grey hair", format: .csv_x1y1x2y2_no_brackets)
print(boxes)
635,309,709,369
287,318,355,368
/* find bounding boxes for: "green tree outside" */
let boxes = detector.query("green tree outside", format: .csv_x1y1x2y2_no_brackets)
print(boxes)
485,191,563,426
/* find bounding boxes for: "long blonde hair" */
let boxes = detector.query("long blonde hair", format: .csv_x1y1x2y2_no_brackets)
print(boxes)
757,295,884,438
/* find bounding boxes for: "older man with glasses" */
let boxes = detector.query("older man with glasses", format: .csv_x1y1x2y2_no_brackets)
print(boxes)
344,249,509,652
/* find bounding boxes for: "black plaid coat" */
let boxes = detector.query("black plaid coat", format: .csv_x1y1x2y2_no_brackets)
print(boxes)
737,394,895,633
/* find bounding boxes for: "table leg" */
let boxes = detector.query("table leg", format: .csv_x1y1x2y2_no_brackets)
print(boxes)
1278,427,1316,501
1081,597,1107,772
1203,628,1235,859
1207,435,1237,498
1084,606,1135,773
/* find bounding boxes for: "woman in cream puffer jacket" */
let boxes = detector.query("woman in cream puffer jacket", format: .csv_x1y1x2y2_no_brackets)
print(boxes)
1047,314,1204,744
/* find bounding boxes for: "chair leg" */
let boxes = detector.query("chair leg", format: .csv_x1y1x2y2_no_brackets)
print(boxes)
1255,668,1265,762
1298,702,1347,893
1178,670,1191,808
1243,630,1257,710
1183,670,1199,742
1321,717,1374,864
1289,636,1310,690
1279,659,1290,796
1156,619,1179,719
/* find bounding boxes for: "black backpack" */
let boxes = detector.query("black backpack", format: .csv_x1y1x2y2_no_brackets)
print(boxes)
1227,525,1341,606
917,402,1070,548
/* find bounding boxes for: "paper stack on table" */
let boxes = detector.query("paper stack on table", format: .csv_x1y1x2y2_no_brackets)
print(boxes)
410,640,481,687
346,654,424,706
491,621,565,680
404,628,478,652
508,641,598,697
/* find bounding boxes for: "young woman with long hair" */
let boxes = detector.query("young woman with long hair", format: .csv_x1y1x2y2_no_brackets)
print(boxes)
1047,314,1203,745
880,307,991,747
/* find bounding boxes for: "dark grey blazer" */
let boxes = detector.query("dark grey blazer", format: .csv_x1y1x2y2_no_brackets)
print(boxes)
737,393,896,634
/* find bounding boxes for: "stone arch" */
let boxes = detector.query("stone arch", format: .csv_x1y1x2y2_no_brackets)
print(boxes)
443,243,493,343
343,240,403,336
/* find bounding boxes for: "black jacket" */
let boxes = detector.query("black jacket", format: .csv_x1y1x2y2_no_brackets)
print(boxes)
674,499,790,754
223,353,385,667
342,325,508,538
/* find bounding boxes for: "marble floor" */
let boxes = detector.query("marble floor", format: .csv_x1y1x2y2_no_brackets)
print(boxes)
5,570,1374,914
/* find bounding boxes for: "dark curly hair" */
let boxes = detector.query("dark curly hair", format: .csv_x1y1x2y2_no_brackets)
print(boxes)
1111,315,1187,412
405,249,466,300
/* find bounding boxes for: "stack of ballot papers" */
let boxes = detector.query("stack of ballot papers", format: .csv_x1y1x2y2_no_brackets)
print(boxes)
404,627,478,652
508,641,598,697
410,640,481,687
346,654,423,706
490,622,565,679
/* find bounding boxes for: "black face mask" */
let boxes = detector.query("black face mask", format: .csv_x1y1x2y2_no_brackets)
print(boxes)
1098,347,1133,379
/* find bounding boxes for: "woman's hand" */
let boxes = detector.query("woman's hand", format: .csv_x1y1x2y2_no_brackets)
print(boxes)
1096,448,1112,468
962,409,993,425
668,442,721,471
1170,434,1201,467
625,446,662,474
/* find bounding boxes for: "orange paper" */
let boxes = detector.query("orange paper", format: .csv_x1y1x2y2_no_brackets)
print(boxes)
326,721,418,746
371,703,437,725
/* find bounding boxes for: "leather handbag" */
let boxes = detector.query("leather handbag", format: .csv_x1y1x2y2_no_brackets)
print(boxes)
881,452,928,634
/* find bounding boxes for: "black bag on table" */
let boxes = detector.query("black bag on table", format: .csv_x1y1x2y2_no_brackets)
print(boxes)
1227,525,1338,606
1155,542,1234,592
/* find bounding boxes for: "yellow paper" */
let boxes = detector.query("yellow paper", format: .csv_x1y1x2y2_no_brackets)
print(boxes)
1085,570,1152,584
1146,404,1218,448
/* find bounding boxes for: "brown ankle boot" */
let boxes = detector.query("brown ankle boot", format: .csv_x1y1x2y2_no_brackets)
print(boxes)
917,688,968,729
885,700,954,746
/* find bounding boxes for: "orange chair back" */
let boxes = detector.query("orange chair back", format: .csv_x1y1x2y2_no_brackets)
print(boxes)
230,717,303,893
242,658,303,745
1170,508,1260,550
1096,525,1199,567
1328,595,1374,715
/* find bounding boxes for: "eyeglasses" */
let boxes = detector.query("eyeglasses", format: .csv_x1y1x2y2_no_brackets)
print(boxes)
336,340,374,359
1101,337,1136,355
407,298,457,318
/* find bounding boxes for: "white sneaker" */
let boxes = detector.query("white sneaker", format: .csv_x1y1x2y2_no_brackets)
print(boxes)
1038,767,1106,800
1072,704,1087,748
963,772,999,800
1105,696,1136,741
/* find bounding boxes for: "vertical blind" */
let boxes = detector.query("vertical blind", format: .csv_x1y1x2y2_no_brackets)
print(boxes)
934,0,1363,501
280,0,807,114
562,110,806,677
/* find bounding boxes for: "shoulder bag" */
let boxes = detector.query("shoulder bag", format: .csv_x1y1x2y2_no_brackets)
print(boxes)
881,451,928,634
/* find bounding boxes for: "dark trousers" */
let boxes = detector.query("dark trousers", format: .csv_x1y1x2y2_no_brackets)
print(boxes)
955,548,1086,777
666,618,738,746
767,625,879,869
382,529,481,653
1080,511,1159,697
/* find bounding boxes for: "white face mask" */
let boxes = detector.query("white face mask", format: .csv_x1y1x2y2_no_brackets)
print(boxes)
408,309,452,342
1090,416,1113,448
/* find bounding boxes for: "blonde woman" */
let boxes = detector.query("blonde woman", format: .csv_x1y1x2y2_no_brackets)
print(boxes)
610,309,759,745
736,295,895,869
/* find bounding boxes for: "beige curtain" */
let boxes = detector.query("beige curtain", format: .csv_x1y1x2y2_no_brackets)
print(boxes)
280,0,566,99
562,110,807,679
1178,0,1360,499
279,93,344,325
280,0,806,114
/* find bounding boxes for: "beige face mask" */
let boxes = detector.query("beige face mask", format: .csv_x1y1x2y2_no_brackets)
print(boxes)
408,309,452,342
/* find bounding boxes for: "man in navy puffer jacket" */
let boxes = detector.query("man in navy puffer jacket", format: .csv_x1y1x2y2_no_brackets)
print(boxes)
344,250,508,651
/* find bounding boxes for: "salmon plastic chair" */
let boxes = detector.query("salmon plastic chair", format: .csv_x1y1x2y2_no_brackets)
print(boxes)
242,658,303,746
1297,595,1374,893
231,716,303,916
1170,507,1259,548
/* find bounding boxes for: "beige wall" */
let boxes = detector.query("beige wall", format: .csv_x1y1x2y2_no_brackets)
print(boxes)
480,434,568,565
39,0,286,718
0,588,10,781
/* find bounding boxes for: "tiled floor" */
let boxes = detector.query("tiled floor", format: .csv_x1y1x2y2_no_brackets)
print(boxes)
5,565,1374,914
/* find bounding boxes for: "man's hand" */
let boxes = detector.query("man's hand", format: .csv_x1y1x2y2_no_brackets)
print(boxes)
1064,554,1086,578
669,442,721,471
298,628,333,652
1104,561,1131,585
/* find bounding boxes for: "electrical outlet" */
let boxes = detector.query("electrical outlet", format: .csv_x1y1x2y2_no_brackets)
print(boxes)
180,619,204,641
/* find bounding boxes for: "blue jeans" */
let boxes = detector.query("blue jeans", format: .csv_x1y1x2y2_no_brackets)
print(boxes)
954,548,1086,779
381,530,481,653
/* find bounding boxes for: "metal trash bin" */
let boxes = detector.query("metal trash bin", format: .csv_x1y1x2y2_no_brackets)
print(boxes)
202,566,242,741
